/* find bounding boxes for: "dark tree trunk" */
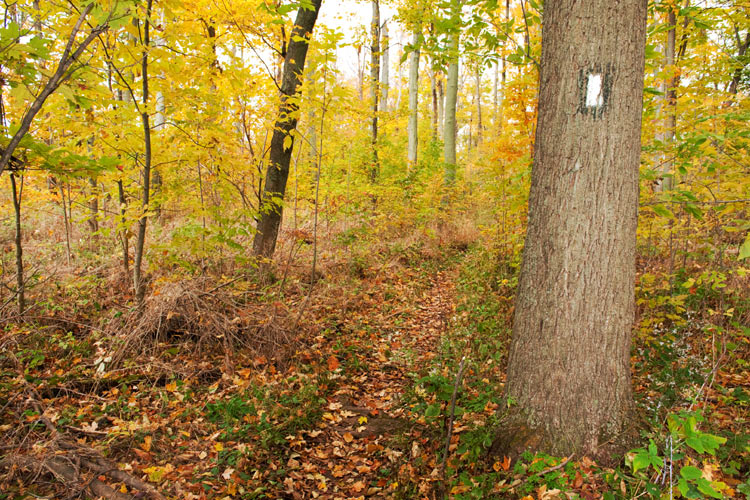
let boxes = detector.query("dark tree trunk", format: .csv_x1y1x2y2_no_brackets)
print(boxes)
117,179,129,276
133,0,153,306
493,0,647,461
252,0,322,260
369,0,381,182
88,177,99,233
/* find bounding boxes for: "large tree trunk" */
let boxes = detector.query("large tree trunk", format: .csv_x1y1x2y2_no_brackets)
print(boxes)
252,0,322,259
407,29,420,169
655,3,677,192
443,0,460,186
493,0,647,461
369,0,381,182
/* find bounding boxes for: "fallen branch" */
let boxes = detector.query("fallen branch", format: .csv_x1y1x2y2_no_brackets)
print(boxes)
6,455,132,500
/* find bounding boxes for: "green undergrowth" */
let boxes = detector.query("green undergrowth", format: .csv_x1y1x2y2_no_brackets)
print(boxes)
399,241,750,499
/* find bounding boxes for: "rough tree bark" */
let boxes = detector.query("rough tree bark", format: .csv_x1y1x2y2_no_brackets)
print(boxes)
252,0,322,259
407,29,420,169
492,0,647,461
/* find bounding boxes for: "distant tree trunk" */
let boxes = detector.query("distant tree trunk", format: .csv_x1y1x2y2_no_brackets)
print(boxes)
655,3,677,192
443,1,460,186
117,179,129,276
59,183,72,265
357,45,365,102
87,177,99,233
492,0,647,460
728,30,749,96
369,0,381,182
407,29,420,169
252,0,322,260
431,69,439,139
380,21,390,112
493,61,499,131
133,0,153,306
437,76,444,140
475,65,483,146
10,173,24,316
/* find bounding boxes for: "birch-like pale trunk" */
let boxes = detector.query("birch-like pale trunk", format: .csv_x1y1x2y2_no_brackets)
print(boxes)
407,29,420,168
380,21,390,112
443,5,460,186
656,4,676,192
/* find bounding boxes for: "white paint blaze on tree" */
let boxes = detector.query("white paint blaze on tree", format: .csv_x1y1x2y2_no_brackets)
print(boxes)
492,0,648,460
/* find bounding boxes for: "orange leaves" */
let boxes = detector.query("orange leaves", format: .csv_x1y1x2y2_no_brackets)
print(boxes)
327,355,340,371
493,455,511,472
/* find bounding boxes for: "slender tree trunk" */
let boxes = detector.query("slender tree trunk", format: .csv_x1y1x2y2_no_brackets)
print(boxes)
59,182,72,265
369,0,381,182
492,0,647,460
727,30,749,96
133,0,153,306
443,1,460,186
407,29,420,169
437,76,444,140
117,179,129,275
87,177,99,233
357,46,365,102
475,65,483,146
431,69,439,139
10,173,24,316
656,3,677,191
395,41,405,110
252,0,322,259
380,21,389,112
493,61,499,131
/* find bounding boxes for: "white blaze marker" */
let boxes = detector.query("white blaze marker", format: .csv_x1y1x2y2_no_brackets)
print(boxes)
586,73,603,107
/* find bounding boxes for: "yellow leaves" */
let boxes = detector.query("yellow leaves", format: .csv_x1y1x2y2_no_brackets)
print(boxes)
141,435,152,452
214,442,224,452
142,464,173,483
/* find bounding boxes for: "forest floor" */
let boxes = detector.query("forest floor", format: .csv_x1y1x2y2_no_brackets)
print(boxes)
2,232,750,499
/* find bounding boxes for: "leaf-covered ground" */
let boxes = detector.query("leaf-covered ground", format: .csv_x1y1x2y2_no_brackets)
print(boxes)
2,238,749,499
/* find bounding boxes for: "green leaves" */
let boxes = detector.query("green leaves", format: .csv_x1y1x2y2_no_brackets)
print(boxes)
630,439,663,473
739,234,750,260
680,465,702,480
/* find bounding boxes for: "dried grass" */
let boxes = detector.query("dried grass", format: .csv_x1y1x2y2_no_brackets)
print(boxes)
104,277,300,370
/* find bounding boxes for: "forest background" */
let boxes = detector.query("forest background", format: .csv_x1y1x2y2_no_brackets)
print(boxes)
0,0,749,499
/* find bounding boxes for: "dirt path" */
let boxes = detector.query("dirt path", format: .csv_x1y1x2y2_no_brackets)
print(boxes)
282,269,459,499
